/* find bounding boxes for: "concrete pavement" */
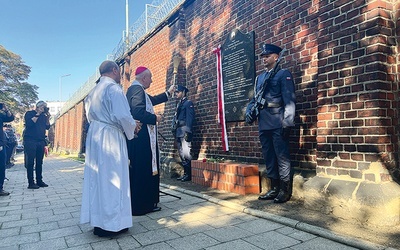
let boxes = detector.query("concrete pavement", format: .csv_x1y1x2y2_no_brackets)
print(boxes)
0,154,393,249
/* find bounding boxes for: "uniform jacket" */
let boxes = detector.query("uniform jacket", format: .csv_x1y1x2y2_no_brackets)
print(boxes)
246,67,296,131
173,97,195,138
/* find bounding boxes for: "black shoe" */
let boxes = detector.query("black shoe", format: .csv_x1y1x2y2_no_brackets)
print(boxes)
274,181,291,203
28,184,40,189
258,188,280,200
37,182,49,187
258,179,280,200
152,206,162,212
94,227,128,237
176,174,186,181
0,190,10,196
181,175,191,182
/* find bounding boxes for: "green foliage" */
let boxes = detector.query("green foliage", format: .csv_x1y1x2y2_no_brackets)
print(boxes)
0,45,38,114
206,157,225,163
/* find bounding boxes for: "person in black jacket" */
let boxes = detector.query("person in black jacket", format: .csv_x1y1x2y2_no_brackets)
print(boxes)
23,101,50,189
0,103,15,196
172,85,195,182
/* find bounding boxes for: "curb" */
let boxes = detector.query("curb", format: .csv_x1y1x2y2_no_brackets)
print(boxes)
160,183,392,250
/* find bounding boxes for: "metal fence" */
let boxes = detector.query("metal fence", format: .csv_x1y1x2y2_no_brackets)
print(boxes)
58,0,184,117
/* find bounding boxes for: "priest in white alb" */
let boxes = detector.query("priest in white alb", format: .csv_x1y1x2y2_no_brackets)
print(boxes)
80,60,139,237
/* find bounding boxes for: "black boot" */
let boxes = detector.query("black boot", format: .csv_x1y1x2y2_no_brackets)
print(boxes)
181,162,191,182
181,174,191,182
28,181,39,189
274,181,291,203
258,179,280,200
177,174,186,181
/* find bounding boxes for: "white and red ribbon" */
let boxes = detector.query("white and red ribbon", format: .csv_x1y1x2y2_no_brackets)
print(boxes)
213,45,229,151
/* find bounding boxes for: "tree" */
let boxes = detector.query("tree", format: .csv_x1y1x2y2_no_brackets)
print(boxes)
0,45,38,115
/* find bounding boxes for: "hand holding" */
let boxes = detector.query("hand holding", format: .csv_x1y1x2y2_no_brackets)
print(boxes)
245,112,255,124
156,113,164,123
184,132,193,142
134,120,142,134
167,85,175,96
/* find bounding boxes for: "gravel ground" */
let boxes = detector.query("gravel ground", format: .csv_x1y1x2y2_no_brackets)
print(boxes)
160,175,400,249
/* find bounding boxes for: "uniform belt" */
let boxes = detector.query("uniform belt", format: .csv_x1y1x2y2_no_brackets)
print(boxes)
266,102,281,108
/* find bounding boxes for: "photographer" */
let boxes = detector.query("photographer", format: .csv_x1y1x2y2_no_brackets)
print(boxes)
0,103,14,196
23,101,50,189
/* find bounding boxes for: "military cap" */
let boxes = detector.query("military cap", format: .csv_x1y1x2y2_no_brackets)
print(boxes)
176,85,188,93
260,44,282,56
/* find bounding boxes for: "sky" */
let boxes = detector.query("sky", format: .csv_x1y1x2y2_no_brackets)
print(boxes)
0,0,154,102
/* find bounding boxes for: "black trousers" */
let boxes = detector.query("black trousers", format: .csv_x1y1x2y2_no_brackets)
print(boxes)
0,147,6,190
6,142,16,164
24,140,46,184
259,128,291,182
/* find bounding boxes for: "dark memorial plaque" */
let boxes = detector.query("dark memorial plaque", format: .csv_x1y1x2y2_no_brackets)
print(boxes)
221,29,255,122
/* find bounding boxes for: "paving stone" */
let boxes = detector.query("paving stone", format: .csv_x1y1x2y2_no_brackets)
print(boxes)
200,214,246,228
21,221,59,234
243,231,301,249
40,225,82,240
276,226,318,241
169,220,215,236
58,217,81,228
0,213,21,223
167,232,220,250
0,205,23,213
139,216,180,230
2,218,38,229
90,239,121,250
288,237,359,250
203,225,253,242
64,231,104,247
20,237,67,250
235,218,284,234
22,210,55,219
0,233,40,247
133,228,180,246
117,235,141,249
38,212,73,224
0,226,20,237
206,239,263,250
140,242,175,250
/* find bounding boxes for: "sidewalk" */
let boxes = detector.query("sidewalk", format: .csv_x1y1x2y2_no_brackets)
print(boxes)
0,154,392,250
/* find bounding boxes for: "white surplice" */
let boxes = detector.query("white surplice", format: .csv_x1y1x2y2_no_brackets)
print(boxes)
80,76,136,232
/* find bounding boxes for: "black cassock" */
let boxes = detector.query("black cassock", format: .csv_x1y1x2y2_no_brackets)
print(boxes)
126,83,168,216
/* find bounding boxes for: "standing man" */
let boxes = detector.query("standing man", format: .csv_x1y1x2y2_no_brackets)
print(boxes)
172,85,195,182
0,103,14,196
246,44,296,203
4,124,17,168
23,101,50,189
126,66,174,216
80,60,138,237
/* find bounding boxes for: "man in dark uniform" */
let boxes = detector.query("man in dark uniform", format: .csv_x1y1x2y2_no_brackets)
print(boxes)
126,66,175,216
246,44,296,203
172,85,195,182
0,103,14,196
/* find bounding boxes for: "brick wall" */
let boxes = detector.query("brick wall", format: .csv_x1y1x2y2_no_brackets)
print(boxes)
316,0,399,181
54,0,400,183
54,102,85,154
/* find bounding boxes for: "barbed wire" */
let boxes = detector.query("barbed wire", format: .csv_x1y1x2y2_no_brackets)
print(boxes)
57,0,184,118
